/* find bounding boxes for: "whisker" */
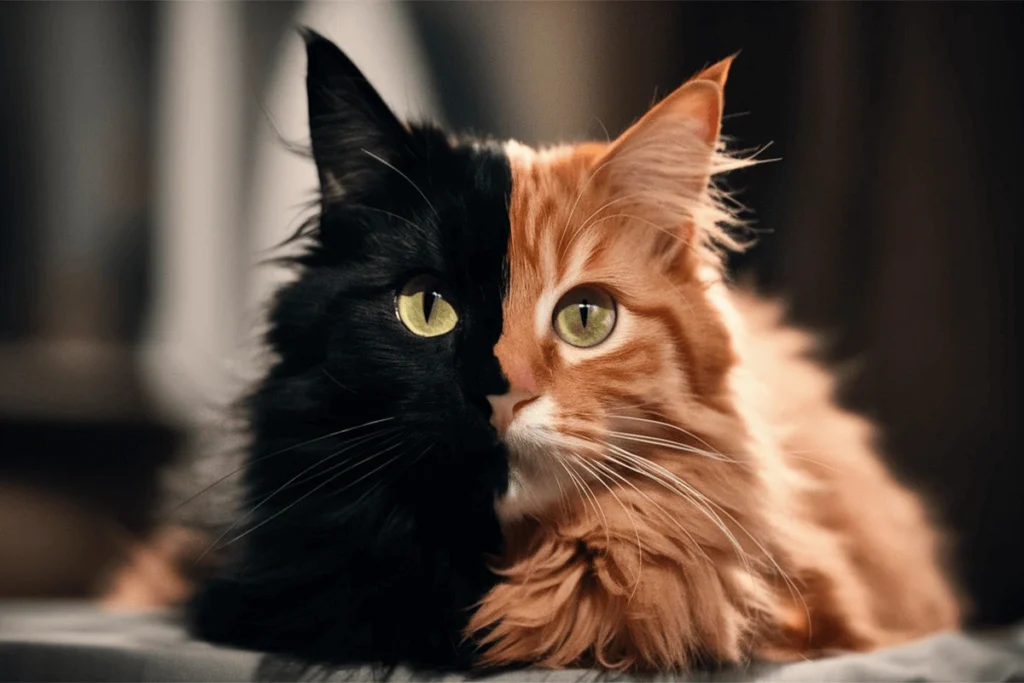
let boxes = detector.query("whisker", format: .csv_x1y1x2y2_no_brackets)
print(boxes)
584,452,715,569
563,192,647,256
322,368,356,394
555,458,587,522
570,455,645,600
551,463,572,518
194,429,397,564
351,443,434,512
171,417,395,513
223,449,406,549
556,156,618,256
605,415,737,463
351,204,429,235
607,430,739,464
558,459,608,547
606,443,807,621
572,461,611,549
360,149,440,222
290,432,406,486
600,442,753,573
780,452,847,475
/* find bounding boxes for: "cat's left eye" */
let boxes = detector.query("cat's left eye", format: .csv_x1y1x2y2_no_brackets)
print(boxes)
396,274,459,338
552,285,617,348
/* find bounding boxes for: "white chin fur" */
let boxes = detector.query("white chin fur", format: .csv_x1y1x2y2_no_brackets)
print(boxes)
496,466,562,522
494,415,566,522
491,395,565,524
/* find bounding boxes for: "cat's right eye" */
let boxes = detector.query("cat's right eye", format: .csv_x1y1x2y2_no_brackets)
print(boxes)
552,285,617,348
396,275,459,338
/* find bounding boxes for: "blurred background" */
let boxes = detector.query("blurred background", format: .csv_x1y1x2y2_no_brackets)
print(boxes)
0,1,1019,627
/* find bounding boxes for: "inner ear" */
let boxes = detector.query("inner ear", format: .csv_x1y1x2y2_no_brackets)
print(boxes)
590,79,725,266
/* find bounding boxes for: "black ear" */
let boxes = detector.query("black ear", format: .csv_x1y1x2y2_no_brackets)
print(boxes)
301,28,410,202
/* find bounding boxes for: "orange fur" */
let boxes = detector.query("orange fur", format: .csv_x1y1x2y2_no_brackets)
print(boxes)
468,59,960,671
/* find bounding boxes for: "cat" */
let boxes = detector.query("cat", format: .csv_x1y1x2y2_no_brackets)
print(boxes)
185,27,961,674
186,29,515,671
462,57,963,671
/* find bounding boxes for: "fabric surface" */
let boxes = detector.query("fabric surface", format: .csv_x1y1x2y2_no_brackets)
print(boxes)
1,602,1023,682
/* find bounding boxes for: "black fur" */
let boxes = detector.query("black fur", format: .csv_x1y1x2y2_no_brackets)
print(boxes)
188,29,513,672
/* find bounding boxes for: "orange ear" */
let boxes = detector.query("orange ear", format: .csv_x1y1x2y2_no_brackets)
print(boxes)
600,76,724,174
585,77,725,264
603,78,724,157
691,53,739,89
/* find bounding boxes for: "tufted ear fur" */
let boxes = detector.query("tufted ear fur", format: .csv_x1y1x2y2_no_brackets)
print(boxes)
302,28,412,204
592,55,748,270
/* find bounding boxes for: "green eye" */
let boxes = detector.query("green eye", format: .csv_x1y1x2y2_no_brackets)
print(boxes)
552,285,617,348
396,274,459,337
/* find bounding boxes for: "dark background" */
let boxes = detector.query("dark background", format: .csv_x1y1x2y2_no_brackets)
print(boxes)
0,2,1019,625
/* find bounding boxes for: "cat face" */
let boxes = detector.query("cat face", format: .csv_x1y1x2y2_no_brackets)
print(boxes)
253,35,514,505
260,34,740,524
486,67,746,522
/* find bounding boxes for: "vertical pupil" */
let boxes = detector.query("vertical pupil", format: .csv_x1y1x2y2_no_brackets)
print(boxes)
579,298,589,327
423,290,439,322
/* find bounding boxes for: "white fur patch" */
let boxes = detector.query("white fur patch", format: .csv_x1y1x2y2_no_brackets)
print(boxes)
495,396,567,521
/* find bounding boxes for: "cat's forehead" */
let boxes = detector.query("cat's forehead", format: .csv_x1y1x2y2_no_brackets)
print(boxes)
493,139,640,354
499,139,624,295
503,140,608,201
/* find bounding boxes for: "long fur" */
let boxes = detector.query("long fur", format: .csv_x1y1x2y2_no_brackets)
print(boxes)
466,62,961,671
174,32,960,674
186,29,516,672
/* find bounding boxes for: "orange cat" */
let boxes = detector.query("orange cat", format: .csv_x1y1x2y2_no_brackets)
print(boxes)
468,57,961,671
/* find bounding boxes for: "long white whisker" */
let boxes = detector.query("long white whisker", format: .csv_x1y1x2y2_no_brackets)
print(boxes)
195,430,399,564
607,443,807,620
570,455,644,599
223,449,405,549
290,432,406,486
584,453,715,569
560,459,609,547
606,415,738,462
601,443,752,571
353,204,429,235
557,157,618,255
563,192,646,254
172,417,396,512
607,431,738,464
573,462,612,549
555,459,588,524
361,149,440,221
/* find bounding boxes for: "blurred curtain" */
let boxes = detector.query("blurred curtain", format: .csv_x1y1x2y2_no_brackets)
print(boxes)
769,2,1022,626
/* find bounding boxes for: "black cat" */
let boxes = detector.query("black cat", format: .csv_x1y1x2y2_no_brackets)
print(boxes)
188,29,515,672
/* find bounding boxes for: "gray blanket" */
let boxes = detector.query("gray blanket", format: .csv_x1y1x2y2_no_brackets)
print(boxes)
2,602,1022,682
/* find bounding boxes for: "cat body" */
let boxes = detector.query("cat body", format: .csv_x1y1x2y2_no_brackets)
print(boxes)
189,29,960,673
188,31,514,670
465,61,961,670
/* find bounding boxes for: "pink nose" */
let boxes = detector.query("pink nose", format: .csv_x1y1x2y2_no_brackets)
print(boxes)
486,388,539,435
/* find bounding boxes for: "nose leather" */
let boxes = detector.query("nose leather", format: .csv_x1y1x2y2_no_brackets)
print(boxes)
486,387,539,435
